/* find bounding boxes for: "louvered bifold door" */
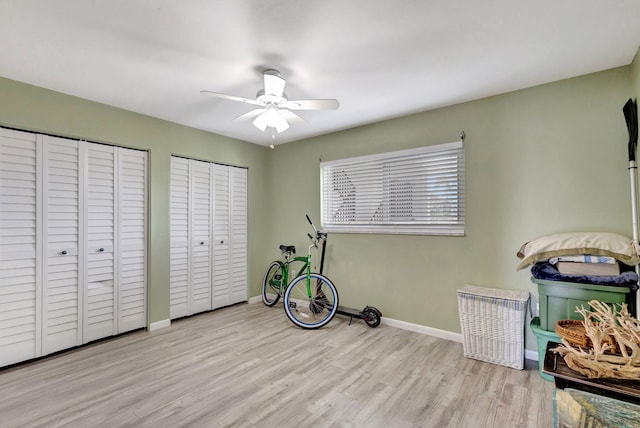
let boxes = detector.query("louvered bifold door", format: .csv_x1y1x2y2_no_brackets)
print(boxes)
117,148,147,333
84,143,116,342
170,156,190,319
0,129,41,366
41,136,82,356
229,167,247,305
212,164,230,309
190,160,212,314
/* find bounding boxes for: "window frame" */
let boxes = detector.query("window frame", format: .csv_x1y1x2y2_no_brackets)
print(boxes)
320,141,465,236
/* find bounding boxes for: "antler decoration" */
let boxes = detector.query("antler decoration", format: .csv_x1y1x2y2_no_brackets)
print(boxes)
553,300,640,379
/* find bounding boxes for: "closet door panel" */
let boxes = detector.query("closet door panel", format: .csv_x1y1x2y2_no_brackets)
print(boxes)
0,129,40,366
212,164,230,309
42,136,81,355
1,133,147,367
169,158,248,315
190,160,212,314
170,157,189,319
84,143,115,342
229,167,248,304
117,148,147,332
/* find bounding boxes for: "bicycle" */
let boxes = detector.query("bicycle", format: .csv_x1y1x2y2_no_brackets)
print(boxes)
262,215,339,329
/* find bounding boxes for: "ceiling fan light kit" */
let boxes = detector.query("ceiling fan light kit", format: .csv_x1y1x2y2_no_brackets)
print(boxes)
253,105,290,133
201,69,339,136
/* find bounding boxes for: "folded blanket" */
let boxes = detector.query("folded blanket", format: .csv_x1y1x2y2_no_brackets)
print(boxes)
549,255,617,265
531,262,638,290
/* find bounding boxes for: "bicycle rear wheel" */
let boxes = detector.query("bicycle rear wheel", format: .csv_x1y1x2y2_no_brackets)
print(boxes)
284,273,338,329
262,261,284,306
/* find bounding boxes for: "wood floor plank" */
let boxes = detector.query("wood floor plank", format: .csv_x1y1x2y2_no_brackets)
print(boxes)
0,303,554,427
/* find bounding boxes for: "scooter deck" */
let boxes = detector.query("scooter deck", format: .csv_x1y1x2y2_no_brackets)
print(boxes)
336,306,364,318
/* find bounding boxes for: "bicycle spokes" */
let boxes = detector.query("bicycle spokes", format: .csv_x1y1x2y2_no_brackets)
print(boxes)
284,273,338,329
310,297,327,314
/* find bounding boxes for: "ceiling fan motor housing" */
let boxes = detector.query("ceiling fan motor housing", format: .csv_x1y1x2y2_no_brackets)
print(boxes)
255,89,288,106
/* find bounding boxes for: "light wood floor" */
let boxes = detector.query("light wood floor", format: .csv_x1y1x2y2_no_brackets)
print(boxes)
0,303,553,427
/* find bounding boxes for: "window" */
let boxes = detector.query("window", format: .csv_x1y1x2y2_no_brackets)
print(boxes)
320,141,464,235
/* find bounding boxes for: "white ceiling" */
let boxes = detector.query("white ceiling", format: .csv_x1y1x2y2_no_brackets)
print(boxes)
1,1,640,146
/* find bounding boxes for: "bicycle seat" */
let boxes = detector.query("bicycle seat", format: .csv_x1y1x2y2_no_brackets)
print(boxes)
279,245,296,254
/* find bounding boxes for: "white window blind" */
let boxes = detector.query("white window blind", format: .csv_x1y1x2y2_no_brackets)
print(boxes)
320,141,464,235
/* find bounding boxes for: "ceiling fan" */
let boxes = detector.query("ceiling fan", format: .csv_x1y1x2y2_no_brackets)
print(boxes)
201,69,339,135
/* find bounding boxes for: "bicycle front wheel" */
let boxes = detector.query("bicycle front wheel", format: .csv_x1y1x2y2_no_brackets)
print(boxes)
262,261,284,306
284,273,338,329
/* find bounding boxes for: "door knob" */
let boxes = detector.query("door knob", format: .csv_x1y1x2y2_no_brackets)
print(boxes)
61,250,67,255
200,241,204,245
99,248,105,252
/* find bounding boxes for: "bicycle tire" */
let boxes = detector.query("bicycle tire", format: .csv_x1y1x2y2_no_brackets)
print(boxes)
284,273,338,329
262,261,284,306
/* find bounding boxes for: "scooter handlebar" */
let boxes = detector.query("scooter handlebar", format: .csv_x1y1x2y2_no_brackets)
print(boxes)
305,214,319,235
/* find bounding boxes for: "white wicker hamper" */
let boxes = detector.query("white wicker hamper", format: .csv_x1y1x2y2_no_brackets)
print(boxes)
457,285,530,369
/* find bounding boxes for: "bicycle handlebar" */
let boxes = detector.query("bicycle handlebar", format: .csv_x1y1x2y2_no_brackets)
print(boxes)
305,214,312,225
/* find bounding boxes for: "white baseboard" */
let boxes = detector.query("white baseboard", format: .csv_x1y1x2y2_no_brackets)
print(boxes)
248,295,263,304
380,316,462,343
249,296,540,361
149,319,171,331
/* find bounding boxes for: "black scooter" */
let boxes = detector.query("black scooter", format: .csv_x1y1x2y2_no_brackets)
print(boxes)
305,215,383,328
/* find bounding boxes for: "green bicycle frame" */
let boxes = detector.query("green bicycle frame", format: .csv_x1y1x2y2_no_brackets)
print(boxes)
270,255,309,294
270,241,320,300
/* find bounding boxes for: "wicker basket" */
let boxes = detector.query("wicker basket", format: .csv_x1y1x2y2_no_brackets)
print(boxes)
555,320,589,348
457,285,530,370
555,319,618,352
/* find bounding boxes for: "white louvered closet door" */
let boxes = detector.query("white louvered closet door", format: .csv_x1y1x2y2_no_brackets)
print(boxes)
170,157,247,316
169,157,190,319
117,148,147,333
190,160,212,314
0,129,40,367
1,132,147,368
229,167,247,305
84,143,116,342
212,164,230,309
41,136,82,356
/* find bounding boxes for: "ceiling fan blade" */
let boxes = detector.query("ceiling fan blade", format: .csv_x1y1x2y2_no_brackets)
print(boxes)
200,90,263,106
232,108,265,122
279,109,305,124
263,70,286,97
284,99,340,110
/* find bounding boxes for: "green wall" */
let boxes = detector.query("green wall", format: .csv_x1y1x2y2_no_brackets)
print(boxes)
0,76,270,325
1,62,637,351
266,66,635,349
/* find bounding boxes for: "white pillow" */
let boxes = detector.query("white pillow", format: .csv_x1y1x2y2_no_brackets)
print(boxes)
516,232,640,270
